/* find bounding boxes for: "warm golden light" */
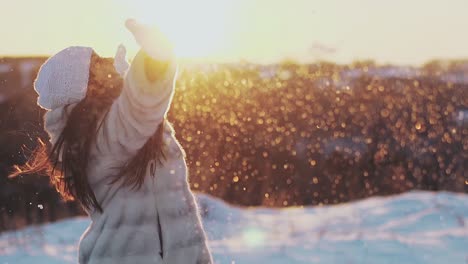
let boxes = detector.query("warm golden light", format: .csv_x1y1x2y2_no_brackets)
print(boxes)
118,0,234,59
2,0,468,64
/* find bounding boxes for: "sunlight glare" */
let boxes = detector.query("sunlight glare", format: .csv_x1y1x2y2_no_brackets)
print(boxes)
120,0,233,59
242,227,266,248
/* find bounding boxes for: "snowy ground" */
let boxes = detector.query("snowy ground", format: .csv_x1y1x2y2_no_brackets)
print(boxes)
0,191,467,264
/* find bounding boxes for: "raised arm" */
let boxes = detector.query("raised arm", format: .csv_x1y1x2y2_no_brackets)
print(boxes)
96,20,177,157
95,49,176,157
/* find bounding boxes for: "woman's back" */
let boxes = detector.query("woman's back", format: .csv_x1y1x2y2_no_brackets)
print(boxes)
19,20,214,263
73,49,212,263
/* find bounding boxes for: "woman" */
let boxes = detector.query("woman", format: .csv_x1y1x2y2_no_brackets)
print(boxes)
11,20,213,264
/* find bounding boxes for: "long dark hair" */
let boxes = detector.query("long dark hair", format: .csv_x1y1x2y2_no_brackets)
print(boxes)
10,52,166,212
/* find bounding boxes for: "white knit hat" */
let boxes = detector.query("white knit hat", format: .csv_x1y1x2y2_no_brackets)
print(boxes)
34,45,130,111
38,45,129,149
34,46,94,110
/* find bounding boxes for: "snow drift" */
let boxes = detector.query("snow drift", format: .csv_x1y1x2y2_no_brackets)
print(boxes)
0,191,467,264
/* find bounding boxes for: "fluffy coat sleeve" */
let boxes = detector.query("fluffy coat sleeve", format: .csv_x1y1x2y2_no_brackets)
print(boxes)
95,49,177,158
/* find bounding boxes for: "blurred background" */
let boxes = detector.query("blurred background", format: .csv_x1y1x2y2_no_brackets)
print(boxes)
0,0,467,263
1,53,467,231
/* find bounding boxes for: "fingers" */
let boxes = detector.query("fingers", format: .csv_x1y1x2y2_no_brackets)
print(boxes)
125,18,139,33
125,18,149,43
124,18,175,61
126,19,162,37
125,19,152,46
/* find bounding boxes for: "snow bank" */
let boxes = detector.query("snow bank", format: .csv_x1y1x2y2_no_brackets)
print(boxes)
1,191,467,264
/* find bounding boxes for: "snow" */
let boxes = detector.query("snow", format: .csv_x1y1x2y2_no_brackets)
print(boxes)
1,191,467,264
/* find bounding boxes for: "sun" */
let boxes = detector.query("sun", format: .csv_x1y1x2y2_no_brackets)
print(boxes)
118,0,234,60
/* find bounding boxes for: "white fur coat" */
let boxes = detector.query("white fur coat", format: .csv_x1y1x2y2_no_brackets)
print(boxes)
44,50,213,264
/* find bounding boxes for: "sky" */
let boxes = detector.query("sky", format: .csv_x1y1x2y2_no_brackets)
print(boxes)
1,0,468,65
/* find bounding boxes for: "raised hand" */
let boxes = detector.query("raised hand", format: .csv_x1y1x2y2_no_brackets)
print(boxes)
125,19,174,62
